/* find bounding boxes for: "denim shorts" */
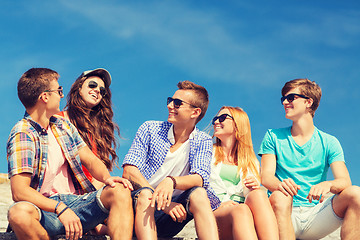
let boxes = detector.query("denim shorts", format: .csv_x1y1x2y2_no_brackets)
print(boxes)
292,195,343,239
9,187,109,237
131,186,200,238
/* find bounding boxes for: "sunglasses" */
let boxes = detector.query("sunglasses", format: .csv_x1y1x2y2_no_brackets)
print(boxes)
281,93,309,104
88,80,107,97
44,86,64,97
212,113,233,125
167,97,198,109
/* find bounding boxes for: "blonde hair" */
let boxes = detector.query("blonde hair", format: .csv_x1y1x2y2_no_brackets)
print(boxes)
214,106,259,180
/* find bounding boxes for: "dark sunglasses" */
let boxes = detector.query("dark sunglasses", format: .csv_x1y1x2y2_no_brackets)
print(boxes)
212,113,233,125
281,93,309,104
44,86,64,97
167,97,198,109
88,80,107,97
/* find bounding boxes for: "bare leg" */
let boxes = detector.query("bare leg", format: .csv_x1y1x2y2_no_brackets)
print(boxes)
214,203,257,240
100,184,133,240
132,189,157,240
188,188,219,240
8,202,50,240
245,189,279,240
332,185,360,240
269,191,295,240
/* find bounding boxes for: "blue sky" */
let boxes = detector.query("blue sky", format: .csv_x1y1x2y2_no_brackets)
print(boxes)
1,1,360,185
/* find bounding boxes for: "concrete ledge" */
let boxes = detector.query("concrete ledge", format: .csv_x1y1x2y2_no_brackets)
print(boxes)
0,233,196,240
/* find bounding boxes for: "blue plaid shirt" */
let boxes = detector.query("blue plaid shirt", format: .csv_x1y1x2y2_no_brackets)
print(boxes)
123,121,221,210
7,112,96,195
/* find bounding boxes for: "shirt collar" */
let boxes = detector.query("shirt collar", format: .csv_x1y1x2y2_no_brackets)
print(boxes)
167,124,197,144
24,111,64,134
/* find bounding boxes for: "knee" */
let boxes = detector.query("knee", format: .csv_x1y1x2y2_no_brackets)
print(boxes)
189,187,209,204
135,189,154,211
102,183,132,205
269,191,293,214
189,187,210,211
232,204,252,220
341,185,360,207
8,202,39,228
245,189,269,206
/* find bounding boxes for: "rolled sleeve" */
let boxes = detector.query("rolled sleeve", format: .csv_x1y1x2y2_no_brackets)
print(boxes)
189,135,213,188
123,122,150,169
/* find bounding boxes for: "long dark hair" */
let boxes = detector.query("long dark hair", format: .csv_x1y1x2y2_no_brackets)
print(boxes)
65,74,119,170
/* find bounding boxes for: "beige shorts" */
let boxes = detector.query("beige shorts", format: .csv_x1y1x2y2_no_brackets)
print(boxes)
292,196,342,239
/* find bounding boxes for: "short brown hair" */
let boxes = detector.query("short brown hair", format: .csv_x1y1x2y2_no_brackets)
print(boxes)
282,78,322,117
177,80,209,123
18,68,59,108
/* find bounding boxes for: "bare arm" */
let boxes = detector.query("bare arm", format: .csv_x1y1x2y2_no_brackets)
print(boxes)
79,146,132,189
11,173,60,212
261,154,300,196
329,161,352,193
171,173,203,190
307,161,351,203
122,164,153,189
79,146,111,182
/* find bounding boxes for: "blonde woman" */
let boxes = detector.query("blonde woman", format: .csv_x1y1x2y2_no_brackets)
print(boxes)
210,106,278,240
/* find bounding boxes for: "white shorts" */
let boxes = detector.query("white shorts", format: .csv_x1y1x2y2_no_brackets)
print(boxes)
292,196,342,239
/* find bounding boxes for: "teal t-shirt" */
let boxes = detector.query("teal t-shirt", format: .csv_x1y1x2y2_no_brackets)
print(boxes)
258,127,344,206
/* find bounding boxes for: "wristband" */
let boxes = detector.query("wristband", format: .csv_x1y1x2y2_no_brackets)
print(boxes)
54,201,61,214
167,176,177,189
57,206,69,218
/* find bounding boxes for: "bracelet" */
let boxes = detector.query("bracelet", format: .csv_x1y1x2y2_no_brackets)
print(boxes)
167,176,177,189
57,206,69,218
54,201,61,213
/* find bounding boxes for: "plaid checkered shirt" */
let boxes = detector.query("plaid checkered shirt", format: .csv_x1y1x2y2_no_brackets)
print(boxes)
123,121,221,210
7,112,96,194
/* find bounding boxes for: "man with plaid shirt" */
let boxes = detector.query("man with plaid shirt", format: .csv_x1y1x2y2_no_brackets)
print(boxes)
123,80,220,240
7,68,133,240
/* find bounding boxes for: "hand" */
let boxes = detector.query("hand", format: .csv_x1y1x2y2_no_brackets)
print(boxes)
104,176,134,190
57,205,82,240
151,177,174,210
243,176,260,190
307,181,331,203
163,202,187,222
277,178,300,196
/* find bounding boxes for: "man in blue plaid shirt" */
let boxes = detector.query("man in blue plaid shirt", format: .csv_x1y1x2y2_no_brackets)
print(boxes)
7,68,133,240
123,80,220,239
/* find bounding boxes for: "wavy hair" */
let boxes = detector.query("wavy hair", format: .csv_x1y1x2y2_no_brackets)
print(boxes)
65,75,119,170
213,106,259,180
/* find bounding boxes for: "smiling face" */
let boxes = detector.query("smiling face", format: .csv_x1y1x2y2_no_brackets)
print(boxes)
79,76,105,108
283,87,312,120
213,108,235,141
167,89,199,127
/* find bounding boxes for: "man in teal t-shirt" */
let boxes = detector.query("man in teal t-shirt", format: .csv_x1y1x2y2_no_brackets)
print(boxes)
259,78,360,240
